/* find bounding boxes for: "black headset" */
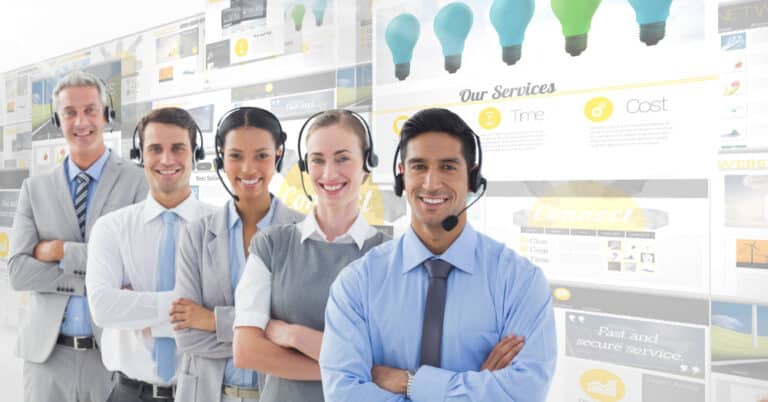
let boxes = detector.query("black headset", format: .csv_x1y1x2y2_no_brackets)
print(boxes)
295,110,379,201
213,106,287,172
296,110,379,173
50,77,116,128
212,107,287,202
129,112,206,164
392,128,486,197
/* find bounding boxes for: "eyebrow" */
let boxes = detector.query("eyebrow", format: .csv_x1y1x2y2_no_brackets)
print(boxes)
406,157,461,164
309,149,353,156
226,147,271,153
62,103,99,110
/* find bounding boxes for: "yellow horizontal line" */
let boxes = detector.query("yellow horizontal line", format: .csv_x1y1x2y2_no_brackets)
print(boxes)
375,75,718,115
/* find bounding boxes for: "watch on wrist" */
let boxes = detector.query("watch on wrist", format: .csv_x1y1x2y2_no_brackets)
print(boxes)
406,369,416,399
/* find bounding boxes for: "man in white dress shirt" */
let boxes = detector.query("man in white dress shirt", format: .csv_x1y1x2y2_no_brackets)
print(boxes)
86,107,215,401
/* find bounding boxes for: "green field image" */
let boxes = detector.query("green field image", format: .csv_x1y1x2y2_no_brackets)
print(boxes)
712,325,768,360
336,86,372,108
31,104,52,129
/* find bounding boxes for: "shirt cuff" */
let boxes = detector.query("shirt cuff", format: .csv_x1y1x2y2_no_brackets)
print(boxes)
151,291,175,337
411,365,453,402
233,311,270,330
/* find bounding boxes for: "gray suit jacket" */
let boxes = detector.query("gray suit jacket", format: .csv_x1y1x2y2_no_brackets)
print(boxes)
8,152,148,363
174,199,303,402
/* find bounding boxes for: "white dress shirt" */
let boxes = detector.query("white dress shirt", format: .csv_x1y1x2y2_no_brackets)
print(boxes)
234,210,378,330
87,193,215,385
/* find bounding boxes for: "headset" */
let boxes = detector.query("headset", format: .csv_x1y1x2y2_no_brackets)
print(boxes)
129,112,206,164
392,126,487,231
50,77,116,128
295,110,379,201
213,106,287,201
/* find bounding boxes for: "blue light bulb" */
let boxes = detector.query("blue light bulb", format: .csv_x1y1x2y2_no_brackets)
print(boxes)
489,0,535,65
433,2,474,74
627,0,673,46
312,0,328,26
385,13,421,81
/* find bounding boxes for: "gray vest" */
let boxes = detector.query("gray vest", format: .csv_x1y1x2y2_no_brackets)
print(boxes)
250,223,389,402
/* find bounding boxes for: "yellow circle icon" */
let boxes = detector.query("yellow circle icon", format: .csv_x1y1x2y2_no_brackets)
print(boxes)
393,115,409,136
478,107,502,130
234,38,249,57
553,287,571,301
584,97,614,122
580,369,626,402
265,83,274,93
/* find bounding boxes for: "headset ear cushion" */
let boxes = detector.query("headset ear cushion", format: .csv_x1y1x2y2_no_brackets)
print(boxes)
214,157,223,170
195,147,205,161
51,113,60,128
393,174,404,197
367,151,379,170
130,148,140,161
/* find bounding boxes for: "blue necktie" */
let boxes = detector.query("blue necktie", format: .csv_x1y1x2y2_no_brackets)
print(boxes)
153,211,177,382
74,172,91,240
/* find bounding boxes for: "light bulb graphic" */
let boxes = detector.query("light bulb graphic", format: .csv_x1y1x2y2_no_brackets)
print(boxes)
433,2,474,74
627,0,672,46
489,0,535,65
291,4,306,31
312,0,327,26
551,0,601,57
385,14,421,81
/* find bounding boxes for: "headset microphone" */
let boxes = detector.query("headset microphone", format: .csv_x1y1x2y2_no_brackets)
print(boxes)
214,163,240,202
441,179,487,232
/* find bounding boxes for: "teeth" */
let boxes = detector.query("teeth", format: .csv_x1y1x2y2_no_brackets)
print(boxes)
422,197,446,205
159,170,177,175
323,184,343,191
241,179,260,185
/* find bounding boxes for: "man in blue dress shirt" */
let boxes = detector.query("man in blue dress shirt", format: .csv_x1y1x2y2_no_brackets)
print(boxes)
320,108,557,402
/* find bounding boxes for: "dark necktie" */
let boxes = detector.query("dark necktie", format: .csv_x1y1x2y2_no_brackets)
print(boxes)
74,172,91,240
419,258,453,367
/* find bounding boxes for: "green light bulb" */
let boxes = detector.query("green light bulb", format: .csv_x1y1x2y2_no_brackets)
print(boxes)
291,4,306,31
551,0,602,56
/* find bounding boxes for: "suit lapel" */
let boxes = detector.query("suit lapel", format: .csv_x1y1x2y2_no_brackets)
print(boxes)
51,164,81,239
87,154,122,235
207,208,234,305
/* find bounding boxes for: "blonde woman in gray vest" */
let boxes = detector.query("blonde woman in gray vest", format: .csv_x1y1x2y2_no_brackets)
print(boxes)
232,110,390,402
171,107,304,402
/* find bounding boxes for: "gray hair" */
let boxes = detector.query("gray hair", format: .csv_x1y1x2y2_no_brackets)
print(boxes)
51,71,108,110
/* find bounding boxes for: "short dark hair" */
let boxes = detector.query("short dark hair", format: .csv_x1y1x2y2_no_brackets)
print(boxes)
137,107,198,150
398,108,476,171
216,107,284,150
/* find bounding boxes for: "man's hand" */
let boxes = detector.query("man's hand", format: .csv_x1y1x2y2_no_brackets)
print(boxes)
372,365,408,395
265,319,295,349
170,298,215,332
33,240,65,262
480,334,524,371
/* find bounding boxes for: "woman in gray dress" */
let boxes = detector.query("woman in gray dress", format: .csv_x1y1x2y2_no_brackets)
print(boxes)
232,110,389,402
172,107,303,402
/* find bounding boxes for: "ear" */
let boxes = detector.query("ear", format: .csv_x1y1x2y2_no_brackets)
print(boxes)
398,162,405,174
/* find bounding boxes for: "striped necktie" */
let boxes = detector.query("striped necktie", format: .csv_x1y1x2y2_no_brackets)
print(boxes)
74,172,91,240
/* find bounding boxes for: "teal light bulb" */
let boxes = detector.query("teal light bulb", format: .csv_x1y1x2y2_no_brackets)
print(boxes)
291,4,306,31
385,14,421,81
433,2,474,73
551,0,602,56
627,0,672,46
312,0,327,26
489,0,535,65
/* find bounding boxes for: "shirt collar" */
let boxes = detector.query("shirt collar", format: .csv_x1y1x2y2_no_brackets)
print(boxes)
66,149,111,183
401,223,478,275
142,191,200,223
226,196,277,230
299,209,372,250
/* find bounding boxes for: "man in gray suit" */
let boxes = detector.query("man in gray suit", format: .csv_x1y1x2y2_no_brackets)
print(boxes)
8,70,148,402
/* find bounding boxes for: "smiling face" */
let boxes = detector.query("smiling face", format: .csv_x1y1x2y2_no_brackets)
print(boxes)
401,131,470,231
305,123,366,211
222,126,279,203
142,122,193,202
56,85,106,162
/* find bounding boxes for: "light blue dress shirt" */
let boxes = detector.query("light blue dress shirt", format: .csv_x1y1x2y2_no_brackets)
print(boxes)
223,197,276,387
60,149,111,336
320,224,557,402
